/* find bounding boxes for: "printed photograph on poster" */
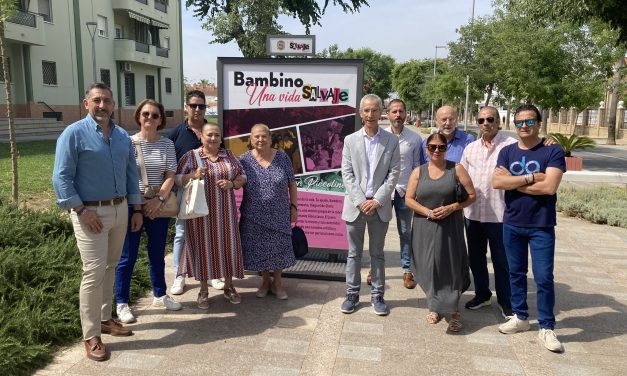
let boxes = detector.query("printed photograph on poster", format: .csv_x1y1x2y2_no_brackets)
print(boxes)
222,105,355,137
224,126,303,175
300,116,354,172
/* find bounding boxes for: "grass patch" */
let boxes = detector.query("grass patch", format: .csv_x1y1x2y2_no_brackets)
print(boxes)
0,202,155,375
558,186,627,228
0,140,57,208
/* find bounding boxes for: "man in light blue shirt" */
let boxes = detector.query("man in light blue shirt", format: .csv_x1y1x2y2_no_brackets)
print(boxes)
384,99,423,289
422,105,475,163
52,83,142,362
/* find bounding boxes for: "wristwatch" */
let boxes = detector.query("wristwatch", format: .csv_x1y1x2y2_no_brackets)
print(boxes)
157,195,166,203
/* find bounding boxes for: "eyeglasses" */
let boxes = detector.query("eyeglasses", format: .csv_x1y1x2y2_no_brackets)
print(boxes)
141,111,161,119
187,104,206,110
477,117,495,125
427,144,447,153
514,119,538,128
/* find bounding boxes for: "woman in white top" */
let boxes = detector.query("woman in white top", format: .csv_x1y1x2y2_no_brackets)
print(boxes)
114,99,182,323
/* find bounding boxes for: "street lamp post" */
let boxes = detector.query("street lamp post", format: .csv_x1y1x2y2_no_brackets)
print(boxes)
463,0,476,131
430,45,448,127
85,21,97,84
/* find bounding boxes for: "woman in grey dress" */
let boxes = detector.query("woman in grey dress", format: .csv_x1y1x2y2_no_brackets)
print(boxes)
405,132,476,332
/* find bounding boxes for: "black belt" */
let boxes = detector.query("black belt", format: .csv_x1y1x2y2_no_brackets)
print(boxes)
83,197,126,206
366,197,373,200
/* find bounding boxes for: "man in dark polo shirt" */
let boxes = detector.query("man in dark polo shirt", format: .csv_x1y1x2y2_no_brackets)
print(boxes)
168,91,226,294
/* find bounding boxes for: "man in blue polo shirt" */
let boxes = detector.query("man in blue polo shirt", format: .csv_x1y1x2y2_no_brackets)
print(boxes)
168,90,224,294
422,105,475,163
493,103,566,353
53,83,142,361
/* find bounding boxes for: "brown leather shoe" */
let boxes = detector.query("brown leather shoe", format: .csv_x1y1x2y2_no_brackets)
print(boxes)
366,270,372,286
101,319,133,337
84,336,109,361
403,272,417,289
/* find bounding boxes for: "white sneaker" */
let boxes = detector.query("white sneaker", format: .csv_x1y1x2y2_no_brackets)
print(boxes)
498,315,530,334
211,278,225,290
170,276,185,295
116,303,136,323
538,328,563,352
153,295,182,311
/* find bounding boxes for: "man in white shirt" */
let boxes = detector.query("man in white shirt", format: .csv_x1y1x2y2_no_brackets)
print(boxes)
384,99,423,289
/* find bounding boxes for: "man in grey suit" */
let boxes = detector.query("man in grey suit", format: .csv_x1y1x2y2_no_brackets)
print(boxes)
340,94,400,316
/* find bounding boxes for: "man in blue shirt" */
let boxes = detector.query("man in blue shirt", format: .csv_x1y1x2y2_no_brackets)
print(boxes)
52,83,143,362
167,90,225,294
493,104,566,353
422,105,475,163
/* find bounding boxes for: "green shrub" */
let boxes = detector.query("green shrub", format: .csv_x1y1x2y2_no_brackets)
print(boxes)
557,186,627,228
0,203,156,375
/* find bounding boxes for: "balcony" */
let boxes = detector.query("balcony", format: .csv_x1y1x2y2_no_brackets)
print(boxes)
4,11,46,46
156,47,169,58
112,0,169,24
114,38,169,67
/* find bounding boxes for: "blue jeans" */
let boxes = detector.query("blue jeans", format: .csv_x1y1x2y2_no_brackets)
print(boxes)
345,213,389,297
503,224,556,329
392,190,413,272
172,217,185,276
115,208,171,303
465,219,511,308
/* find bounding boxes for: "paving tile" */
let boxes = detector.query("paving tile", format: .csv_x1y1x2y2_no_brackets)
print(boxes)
472,355,524,374
263,338,309,355
584,277,617,286
342,321,384,335
276,316,319,331
553,363,610,376
336,344,382,361
108,352,166,370
250,366,300,376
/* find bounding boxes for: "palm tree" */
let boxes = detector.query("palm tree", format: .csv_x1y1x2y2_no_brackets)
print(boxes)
0,0,18,202
548,133,596,157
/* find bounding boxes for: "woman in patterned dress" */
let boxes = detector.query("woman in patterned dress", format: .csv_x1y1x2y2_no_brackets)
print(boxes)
239,123,297,300
176,123,247,309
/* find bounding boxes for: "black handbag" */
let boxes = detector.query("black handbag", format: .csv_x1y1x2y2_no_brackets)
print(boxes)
455,175,469,203
291,225,309,258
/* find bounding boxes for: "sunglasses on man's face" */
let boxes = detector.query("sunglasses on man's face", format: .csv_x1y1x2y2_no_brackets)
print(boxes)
141,111,161,119
514,119,538,128
477,117,495,125
187,104,206,110
427,144,447,153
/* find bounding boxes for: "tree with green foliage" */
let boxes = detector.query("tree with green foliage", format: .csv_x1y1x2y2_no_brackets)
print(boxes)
390,59,433,113
318,44,395,100
421,69,470,111
185,0,369,58
0,0,18,203
498,0,626,144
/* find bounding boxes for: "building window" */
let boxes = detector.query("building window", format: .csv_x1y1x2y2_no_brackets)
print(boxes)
97,15,108,37
100,69,111,88
115,25,123,39
0,57,11,82
38,0,52,22
124,73,135,106
146,75,155,99
42,61,57,85
165,77,172,93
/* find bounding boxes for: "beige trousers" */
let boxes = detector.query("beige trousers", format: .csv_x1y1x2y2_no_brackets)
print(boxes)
71,201,128,340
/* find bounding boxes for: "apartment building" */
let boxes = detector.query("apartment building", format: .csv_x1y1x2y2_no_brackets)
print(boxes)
1,0,183,129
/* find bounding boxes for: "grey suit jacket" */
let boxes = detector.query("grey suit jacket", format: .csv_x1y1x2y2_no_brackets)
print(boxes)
341,128,400,222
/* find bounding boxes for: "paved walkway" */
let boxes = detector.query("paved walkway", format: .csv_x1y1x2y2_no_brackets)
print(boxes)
37,214,627,375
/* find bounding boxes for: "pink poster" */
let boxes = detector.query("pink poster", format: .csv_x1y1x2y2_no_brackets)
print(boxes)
218,58,364,251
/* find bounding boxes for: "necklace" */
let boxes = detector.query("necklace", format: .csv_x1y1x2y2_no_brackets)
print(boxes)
253,149,274,168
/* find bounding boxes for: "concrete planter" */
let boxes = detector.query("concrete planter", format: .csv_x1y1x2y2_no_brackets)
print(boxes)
565,156,583,171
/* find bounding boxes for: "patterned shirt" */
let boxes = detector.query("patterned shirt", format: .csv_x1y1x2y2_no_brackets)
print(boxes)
461,132,517,223
133,137,177,193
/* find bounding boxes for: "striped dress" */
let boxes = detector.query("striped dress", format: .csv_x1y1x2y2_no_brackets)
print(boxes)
176,147,245,280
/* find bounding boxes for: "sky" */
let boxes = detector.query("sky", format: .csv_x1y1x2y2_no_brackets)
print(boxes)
181,0,495,84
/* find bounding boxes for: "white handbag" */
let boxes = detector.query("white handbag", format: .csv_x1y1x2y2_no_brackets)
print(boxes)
178,150,209,219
